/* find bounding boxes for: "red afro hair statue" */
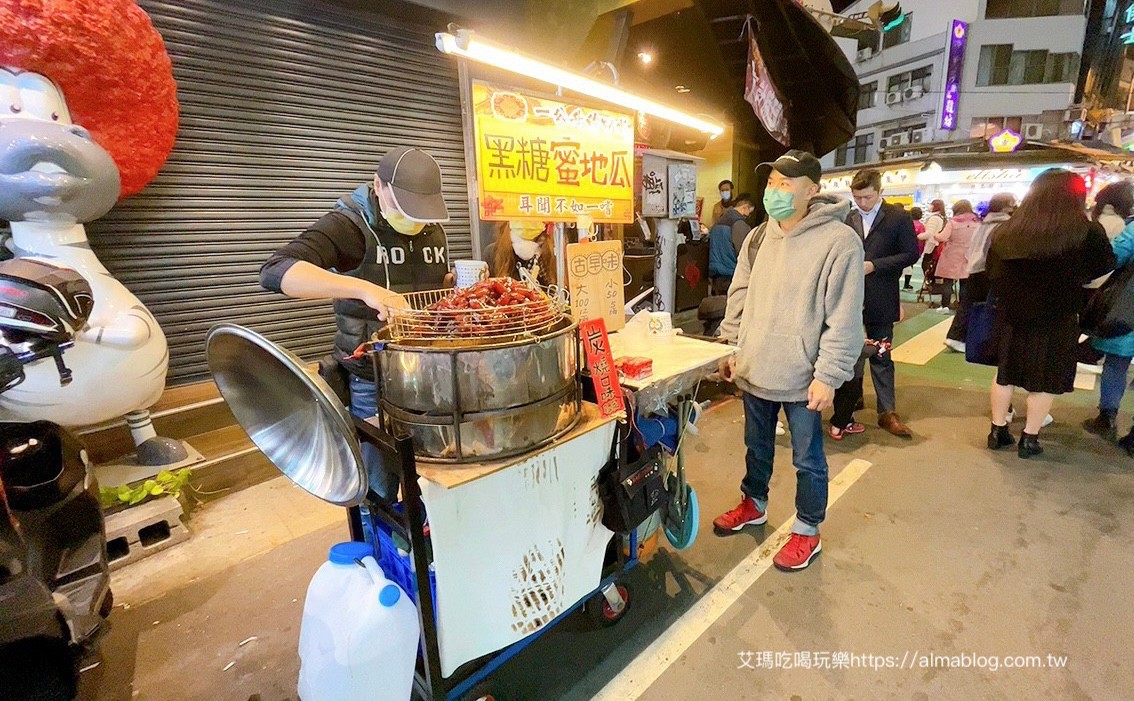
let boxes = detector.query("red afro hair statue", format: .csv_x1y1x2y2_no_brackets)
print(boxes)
0,0,180,198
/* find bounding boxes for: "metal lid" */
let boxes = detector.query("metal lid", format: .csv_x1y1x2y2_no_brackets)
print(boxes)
205,324,367,507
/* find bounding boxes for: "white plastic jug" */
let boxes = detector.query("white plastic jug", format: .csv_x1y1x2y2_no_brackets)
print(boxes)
298,542,420,701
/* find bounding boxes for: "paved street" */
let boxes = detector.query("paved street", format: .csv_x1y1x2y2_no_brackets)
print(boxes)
82,303,1134,701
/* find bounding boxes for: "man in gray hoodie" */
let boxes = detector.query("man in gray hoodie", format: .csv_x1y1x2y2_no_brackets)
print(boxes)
714,150,865,571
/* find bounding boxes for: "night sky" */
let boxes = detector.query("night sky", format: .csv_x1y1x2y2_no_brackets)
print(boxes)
831,0,856,10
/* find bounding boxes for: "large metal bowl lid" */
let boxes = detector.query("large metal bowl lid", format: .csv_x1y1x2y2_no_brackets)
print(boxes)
205,324,367,507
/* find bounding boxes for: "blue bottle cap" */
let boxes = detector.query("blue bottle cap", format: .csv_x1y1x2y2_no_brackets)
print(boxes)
379,584,402,608
328,541,373,565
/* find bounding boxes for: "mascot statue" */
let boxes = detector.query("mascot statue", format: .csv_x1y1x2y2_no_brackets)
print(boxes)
0,0,189,469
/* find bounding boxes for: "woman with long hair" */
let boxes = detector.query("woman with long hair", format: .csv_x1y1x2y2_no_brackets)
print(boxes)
483,220,557,287
986,169,1116,458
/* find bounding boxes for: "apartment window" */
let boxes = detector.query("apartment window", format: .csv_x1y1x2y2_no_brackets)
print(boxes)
977,44,1079,85
970,116,1028,139
886,66,932,96
854,134,874,164
882,13,913,48
985,0,1084,18
835,133,874,166
859,81,878,109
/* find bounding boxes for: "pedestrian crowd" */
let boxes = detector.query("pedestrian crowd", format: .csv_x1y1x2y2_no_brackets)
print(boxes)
709,151,1131,571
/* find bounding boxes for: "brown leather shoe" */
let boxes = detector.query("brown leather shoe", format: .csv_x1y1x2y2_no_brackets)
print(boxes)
879,412,913,438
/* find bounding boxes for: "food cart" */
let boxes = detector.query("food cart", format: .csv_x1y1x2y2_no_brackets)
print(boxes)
205,275,732,700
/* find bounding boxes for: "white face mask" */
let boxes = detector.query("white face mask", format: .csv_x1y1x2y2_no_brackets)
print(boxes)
510,231,542,261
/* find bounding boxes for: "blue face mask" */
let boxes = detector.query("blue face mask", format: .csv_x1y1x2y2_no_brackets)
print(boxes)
763,188,797,221
720,189,732,202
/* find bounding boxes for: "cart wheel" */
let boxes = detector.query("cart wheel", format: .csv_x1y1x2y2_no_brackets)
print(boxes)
586,583,631,628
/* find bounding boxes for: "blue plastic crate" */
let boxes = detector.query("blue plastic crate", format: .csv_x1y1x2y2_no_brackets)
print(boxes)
360,506,437,610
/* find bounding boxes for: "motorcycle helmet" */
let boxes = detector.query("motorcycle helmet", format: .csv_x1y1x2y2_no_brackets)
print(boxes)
0,260,94,343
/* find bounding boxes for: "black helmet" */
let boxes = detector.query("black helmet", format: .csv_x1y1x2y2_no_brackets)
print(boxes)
0,259,93,342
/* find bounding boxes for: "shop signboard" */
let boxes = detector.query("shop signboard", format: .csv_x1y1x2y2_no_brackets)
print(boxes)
667,161,697,218
744,34,790,146
641,153,668,217
939,20,968,131
471,82,635,223
566,239,625,332
579,318,624,418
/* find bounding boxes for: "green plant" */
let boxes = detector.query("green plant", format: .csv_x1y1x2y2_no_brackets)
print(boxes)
100,468,192,508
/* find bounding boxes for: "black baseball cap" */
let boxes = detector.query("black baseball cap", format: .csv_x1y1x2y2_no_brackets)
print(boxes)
376,146,450,223
756,149,823,184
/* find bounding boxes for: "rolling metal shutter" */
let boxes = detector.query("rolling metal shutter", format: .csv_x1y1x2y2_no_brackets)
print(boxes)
87,0,470,383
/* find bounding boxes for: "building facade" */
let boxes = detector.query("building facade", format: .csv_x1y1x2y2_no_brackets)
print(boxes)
823,0,1088,171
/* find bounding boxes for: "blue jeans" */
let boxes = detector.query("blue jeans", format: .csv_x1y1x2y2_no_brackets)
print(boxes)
1100,354,1133,414
742,394,828,536
349,375,400,501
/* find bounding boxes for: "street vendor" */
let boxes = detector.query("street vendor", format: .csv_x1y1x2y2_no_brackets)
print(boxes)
259,146,451,499
483,220,557,286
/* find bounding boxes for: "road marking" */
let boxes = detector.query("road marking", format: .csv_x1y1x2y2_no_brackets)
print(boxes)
592,458,874,701
891,317,954,366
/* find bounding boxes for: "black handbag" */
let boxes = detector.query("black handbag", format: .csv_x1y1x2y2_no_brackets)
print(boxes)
1082,263,1134,339
966,297,999,367
598,424,668,533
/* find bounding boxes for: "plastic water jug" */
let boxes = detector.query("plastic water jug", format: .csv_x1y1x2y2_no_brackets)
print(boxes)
298,542,420,701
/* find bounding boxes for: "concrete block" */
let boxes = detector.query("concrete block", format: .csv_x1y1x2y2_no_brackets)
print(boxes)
104,495,189,571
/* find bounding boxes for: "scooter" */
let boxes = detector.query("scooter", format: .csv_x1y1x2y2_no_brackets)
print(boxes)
0,258,111,701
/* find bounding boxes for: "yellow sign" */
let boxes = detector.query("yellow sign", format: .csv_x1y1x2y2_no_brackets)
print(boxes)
566,240,625,331
472,82,635,223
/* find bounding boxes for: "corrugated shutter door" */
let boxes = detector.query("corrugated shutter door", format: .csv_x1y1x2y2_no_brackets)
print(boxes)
87,0,470,383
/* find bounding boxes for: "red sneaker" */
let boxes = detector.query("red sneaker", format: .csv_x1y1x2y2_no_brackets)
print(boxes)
828,423,865,441
773,533,822,571
713,496,767,532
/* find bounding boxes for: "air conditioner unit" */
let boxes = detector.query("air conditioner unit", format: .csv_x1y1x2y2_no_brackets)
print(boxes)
879,136,891,149
903,85,924,100
1023,123,1043,139
857,47,872,62
885,90,903,105
909,129,927,144
890,133,909,146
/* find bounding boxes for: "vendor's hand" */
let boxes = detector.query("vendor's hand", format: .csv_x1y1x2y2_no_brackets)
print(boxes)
807,379,835,412
864,261,876,275
718,356,736,383
359,284,406,321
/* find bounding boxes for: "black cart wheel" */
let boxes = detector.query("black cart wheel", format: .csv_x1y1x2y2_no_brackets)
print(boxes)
586,583,631,628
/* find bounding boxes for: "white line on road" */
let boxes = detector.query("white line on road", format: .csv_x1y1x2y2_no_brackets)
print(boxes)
591,458,874,701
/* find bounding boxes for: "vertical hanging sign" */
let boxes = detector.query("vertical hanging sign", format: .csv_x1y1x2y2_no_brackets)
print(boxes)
579,318,624,418
939,20,969,131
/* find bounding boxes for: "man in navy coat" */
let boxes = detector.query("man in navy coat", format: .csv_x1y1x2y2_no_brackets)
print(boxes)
830,168,920,439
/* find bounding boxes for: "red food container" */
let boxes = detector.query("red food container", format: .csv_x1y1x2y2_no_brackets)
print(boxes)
616,356,653,380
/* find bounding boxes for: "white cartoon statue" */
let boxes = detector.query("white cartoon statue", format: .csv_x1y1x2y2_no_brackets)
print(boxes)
0,0,188,467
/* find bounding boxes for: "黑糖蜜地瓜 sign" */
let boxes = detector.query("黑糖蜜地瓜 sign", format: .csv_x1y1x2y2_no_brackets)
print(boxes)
471,82,634,223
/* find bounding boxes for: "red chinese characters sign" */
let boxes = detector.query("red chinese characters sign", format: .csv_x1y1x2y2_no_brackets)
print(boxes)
472,82,635,223
580,318,624,418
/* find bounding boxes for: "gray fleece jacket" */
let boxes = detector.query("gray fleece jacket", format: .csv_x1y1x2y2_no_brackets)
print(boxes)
720,196,865,403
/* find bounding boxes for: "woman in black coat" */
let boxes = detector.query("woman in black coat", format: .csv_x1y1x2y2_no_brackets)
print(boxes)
987,169,1116,458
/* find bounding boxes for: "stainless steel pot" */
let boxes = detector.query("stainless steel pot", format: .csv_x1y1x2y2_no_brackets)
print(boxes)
373,317,581,463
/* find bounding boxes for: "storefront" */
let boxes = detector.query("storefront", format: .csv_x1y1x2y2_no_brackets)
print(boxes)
820,144,1134,214
87,0,472,383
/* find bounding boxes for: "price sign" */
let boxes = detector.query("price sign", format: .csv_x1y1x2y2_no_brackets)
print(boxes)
566,239,625,332
580,318,624,418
